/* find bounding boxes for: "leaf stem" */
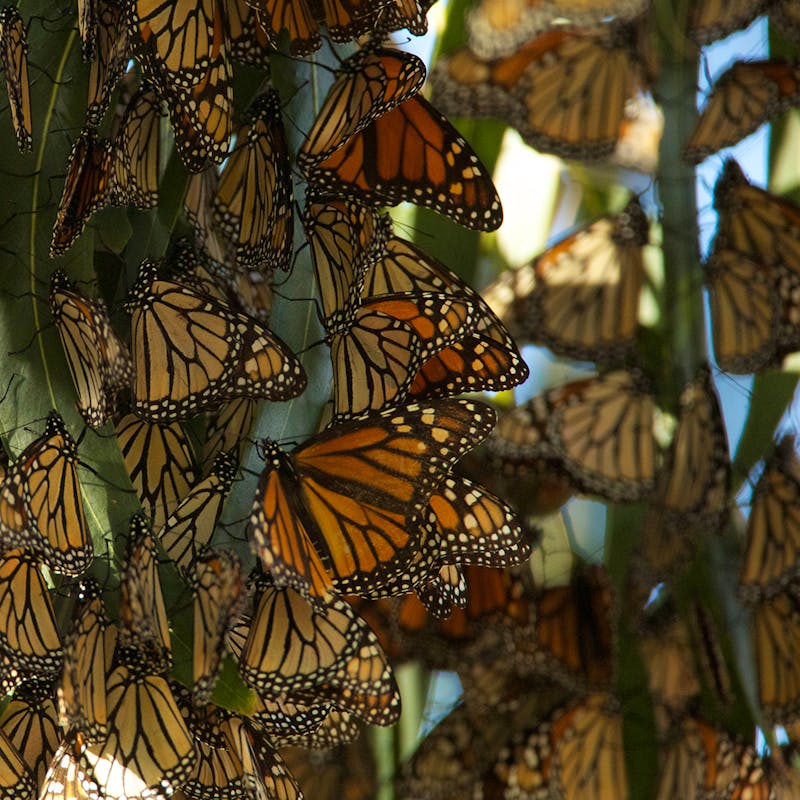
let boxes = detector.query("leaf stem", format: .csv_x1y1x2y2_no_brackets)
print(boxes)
30,30,76,411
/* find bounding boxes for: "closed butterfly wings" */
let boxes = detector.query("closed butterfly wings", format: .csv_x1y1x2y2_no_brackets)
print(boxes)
109,85,162,209
641,367,731,579
685,60,800,164
50,270,132,429
466,0,648,59
299,47,427,169
0,6,31,151
127,0,233,170
59,580,117,742
50,127,113,257
238,579,400,725
740,437,800,602
709,159,800,369
0,412,93,575
432,23,649,162
125,259,306,422
305,92,504,232
212,90,294,271
488,370,658,503
510,197,648,361
705,248,784,374
0,549,62,672
369,233,529,398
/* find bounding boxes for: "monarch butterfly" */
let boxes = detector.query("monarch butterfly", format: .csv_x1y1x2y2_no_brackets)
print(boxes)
191,548,245,704
521,564,615,690
0,412,93,575
690,0,770,45
657,717,770,800
50,127,112,257
0,7,31,151
248,692,332,742
331,290,482,420
159,451,238,573
304,194,384,330
59,579,117,742
116,413,197,529
298,47,427,170
127,0,233,170
546,693,626,800
77,0,97,61
714,158,800,276
642,367,730,577
431,24,648,162
248,0,435,55
397,701,498,799
281,738,376,800
203,397,256,471
239,580,401,725
184,166,232,265
221,715,301,800
395,476,530,607
0,727,33,800
504,197,648,361
479,407,576,516
109,85,161,210
50,270,132,429
752,589,800,724
169,685,248,800
490,370,657,503
366,232,529,397
705,248,785,374
81,656,197,798
0,678,60,787
380,565,531,669
124,260,306,422
119,514,172,671
226,0,271,67
739,437,800,602
86,0,129,127
774,0,800,46
250,399,495,606
306,94,504,232
0,549,62,672
228,267,274,324
415,564,468,618
685,60,800,164
639,613,702,713
465,0,649,59
212,90,294,271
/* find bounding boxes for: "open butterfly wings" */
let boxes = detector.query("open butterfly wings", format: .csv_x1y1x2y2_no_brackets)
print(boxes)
248,0,435,55
251,400,497,606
